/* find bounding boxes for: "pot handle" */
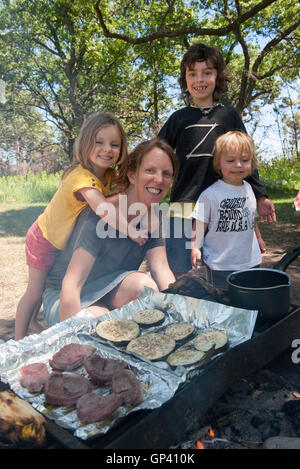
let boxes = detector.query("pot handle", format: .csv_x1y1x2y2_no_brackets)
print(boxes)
272,247,300,271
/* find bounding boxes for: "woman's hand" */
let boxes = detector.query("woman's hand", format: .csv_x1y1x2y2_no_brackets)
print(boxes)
146,246,176,290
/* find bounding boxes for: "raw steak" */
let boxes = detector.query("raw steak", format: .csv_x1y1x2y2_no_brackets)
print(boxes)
111,369,143,406
44,372,92,406
83,353,127,384
49,343,96,371
19,363,50,393
76,392,123,423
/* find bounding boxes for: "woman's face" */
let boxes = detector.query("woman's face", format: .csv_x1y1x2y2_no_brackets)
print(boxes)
130,147,174,207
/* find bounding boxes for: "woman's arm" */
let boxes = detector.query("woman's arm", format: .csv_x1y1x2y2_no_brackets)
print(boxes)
146,246,176,291
59,247,95,321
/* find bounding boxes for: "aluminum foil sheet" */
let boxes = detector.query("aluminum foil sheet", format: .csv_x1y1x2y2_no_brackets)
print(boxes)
0,288,257,441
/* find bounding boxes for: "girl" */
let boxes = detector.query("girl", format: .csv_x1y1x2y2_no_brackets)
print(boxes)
14,112,145,340
158,42,275,276
190,131,264,290
41,138,178,324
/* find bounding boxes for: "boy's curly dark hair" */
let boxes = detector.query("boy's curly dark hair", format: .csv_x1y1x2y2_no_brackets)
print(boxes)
178,42,230,105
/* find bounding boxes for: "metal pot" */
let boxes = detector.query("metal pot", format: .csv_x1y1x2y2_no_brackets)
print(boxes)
226,247,300,322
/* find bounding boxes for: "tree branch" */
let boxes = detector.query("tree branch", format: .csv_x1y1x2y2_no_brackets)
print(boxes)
93,0,278,44
252,18,300,74
157,0,176,31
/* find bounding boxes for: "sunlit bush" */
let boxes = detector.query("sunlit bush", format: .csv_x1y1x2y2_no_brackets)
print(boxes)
258,157,300,193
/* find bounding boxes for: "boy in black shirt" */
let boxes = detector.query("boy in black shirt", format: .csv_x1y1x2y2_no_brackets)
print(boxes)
158,42,275,275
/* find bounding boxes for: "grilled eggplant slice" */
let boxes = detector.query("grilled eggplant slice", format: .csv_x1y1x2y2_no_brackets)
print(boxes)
167,347,205,367
168,343,216,369
131,309,165,327
126,333,176,361
164,323,195,342
194,330,228,353
96,318,140,344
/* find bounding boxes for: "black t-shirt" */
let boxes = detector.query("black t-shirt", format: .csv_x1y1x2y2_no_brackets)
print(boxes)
158,105,267,203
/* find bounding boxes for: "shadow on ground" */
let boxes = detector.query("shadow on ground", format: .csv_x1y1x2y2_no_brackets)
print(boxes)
0,311,47,342
0,319,16,341
0,205,45,237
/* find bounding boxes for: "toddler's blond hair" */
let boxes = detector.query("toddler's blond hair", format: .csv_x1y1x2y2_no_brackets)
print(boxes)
212,131,258,177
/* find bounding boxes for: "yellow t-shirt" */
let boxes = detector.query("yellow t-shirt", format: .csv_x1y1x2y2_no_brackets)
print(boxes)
38,165,113,250
168,201,195,219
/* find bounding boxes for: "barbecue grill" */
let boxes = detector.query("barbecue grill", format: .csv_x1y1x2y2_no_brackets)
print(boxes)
1,261,299,450
42,303,300,449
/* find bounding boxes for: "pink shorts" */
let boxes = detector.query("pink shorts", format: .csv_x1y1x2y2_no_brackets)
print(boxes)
25,220,59,271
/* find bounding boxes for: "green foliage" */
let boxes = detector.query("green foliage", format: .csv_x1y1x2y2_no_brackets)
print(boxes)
258,156,300,192
0,0,299,169
0,172,61,203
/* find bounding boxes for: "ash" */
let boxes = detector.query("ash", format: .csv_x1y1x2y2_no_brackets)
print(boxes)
174,348,300,450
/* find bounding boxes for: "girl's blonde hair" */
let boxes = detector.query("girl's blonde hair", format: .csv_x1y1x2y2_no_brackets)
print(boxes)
63,112,128,186
212,131,258,176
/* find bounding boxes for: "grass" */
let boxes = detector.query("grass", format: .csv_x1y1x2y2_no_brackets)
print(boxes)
0,170,298,237
0,172,61,203
265,189,299,223
0,189,297,238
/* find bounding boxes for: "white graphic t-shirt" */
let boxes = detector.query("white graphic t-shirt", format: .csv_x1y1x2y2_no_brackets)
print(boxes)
192,180,262,271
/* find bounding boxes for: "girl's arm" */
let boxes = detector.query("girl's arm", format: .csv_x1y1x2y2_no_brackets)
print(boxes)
78,187,147,246
59,247,95,321
146,246,176,291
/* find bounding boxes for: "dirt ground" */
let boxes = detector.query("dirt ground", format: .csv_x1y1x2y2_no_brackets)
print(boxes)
0,218,299,342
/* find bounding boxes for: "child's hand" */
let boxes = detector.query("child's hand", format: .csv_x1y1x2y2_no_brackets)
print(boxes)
257,236,266,254
191,248,202,270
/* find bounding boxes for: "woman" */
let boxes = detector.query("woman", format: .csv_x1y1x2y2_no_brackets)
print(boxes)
42,138,178,325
